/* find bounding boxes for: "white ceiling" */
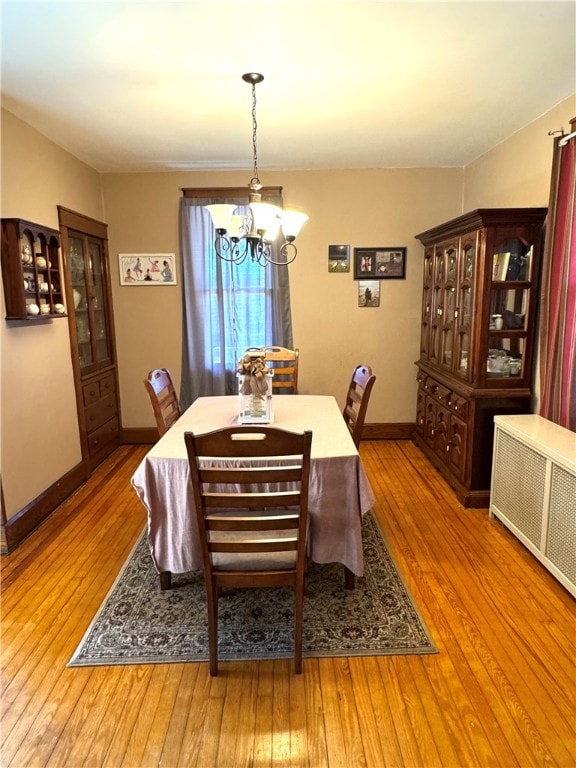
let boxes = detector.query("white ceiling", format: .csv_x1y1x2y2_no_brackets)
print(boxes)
1,1,575,173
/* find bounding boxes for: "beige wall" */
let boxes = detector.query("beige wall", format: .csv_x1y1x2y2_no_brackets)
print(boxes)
464,96,575,209
102,167,463,429
2,96,572,521
1,109,104,518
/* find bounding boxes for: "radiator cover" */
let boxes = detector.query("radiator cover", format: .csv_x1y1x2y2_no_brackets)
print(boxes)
490,414,576,597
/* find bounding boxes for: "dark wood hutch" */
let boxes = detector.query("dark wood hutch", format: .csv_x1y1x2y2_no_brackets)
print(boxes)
413,208,547,507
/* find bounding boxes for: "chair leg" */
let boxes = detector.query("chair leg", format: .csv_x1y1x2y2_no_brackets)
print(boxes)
206,580,219,676
294,583,304,674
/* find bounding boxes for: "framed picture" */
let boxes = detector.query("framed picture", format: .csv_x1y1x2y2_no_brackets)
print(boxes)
328,244,350,272
353,247,406,279
119,253,177,285
358,280,380,307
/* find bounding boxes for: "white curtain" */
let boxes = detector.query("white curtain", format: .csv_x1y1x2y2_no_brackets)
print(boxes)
179,194,294,409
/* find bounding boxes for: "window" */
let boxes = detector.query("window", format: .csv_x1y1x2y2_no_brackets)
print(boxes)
179,190,293,408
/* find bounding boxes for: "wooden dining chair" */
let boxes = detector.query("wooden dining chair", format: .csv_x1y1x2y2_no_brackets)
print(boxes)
184,425,313,676
144,368,181,437
343,364,376,449
263,346,299,393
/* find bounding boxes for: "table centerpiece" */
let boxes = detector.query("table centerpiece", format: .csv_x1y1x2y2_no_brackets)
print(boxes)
237,348,274,423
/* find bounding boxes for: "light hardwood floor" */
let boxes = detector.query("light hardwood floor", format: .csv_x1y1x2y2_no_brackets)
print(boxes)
1,440,575,768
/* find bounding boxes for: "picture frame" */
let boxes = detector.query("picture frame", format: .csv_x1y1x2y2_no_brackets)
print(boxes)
358,280,380,307
353,247,407,280
328,244,350,272
119,253,177,286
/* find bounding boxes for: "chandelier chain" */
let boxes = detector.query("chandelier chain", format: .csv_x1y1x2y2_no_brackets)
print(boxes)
250,82,260,187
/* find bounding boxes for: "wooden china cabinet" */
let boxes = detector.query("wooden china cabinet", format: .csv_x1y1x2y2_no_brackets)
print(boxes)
413,208,547,507
58,207,121,471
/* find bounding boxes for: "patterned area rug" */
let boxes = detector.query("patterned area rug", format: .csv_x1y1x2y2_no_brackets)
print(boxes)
69,514,436,666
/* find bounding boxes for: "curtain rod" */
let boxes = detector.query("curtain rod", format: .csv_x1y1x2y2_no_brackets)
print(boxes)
558,129,576,147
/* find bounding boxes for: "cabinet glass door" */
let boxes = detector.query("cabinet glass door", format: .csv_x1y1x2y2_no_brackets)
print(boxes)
69,232,112,372
420,250,434,359
446,250,457,282
439,246,457,370
488,286,528,378
487,236,533,381
70,235,92,370
441,286,455,367
463,245,474,280
460,284,472,324
429,249,444,365
454,239,476,379
88,238,111,363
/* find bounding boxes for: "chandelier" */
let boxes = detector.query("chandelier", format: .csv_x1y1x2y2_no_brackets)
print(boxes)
205,73,308,266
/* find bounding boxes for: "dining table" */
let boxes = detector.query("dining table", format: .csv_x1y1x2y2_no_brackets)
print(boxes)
131,394,376,589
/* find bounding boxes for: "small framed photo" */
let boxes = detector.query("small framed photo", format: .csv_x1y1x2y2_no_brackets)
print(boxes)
354,247,406,279
328,244,350,272
358,280,380,307
119,253,177,285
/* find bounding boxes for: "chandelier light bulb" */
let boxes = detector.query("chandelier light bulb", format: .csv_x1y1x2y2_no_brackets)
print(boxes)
281,210,309,241
205,204,236,234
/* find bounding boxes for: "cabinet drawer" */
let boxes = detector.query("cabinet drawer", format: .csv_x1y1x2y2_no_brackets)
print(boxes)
449,394,469,419
99,373,116,398
82,380,101,406
87,416,119,455
85,393,118,434
82,373,116,406
433,383,451,405
422,377,451,405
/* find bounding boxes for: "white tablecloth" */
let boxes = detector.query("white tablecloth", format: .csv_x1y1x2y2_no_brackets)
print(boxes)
131,395,375,576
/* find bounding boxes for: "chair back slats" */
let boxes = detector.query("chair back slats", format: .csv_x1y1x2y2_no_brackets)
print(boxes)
206,513,299,531
262,346,299,394
202,491,302,509
144,368,181,437
343,364,376,448
185,425,312,675
210,539,299,554
198,464,304,485
347,388,363,406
